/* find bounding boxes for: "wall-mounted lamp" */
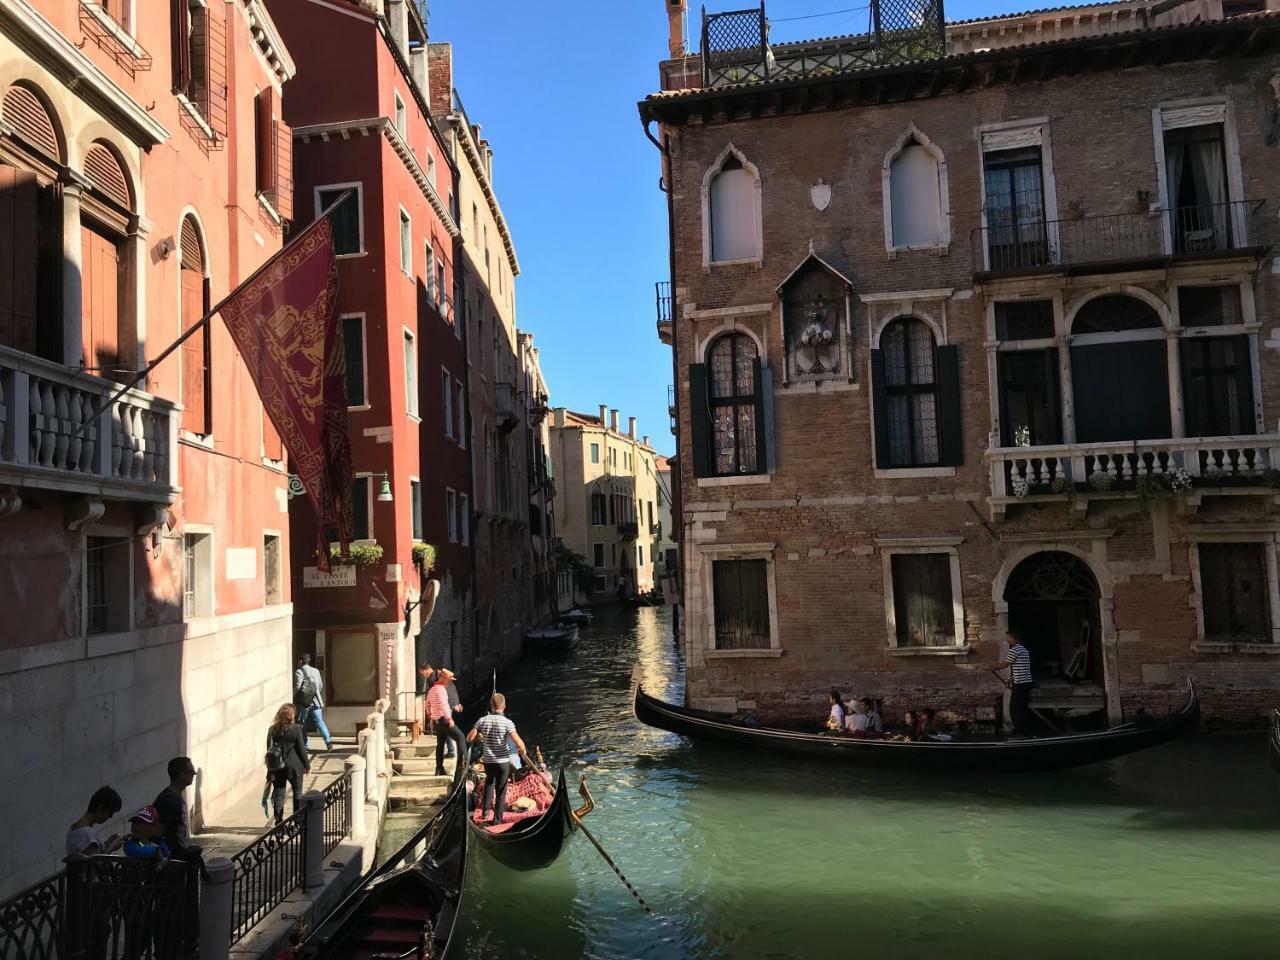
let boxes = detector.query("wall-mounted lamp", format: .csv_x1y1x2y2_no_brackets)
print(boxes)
375,472,394,502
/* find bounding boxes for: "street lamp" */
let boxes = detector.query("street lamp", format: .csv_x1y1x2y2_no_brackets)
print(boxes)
376,472,393,502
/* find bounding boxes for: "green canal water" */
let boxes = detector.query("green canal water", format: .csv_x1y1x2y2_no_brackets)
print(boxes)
390,605,1280,960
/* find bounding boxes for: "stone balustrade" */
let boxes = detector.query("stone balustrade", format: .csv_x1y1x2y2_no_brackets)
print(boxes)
0,345,178,502
988,435,1280,508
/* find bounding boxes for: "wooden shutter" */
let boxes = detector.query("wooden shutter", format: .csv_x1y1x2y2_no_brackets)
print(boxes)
870,348,890,468
688,363,711,477
81,224,119,374
171,0,191,93
0,166,38,353
1233,334,1256,436
263,410,284,461
202,4,228,137
274,115,294,220
83,144,130,210
755,359,774,474
1073,341,1170,442
936,345,963,466
2,86,60,161
254,90,273,195
180,268,208,433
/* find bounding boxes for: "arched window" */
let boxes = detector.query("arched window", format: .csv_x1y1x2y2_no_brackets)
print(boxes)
706,150,761,264
80,141,133,380
887,136,946,248
1069,294,1170,442
2,84,62,162
689,333,763,477
180,215,211,435
880,319,940,466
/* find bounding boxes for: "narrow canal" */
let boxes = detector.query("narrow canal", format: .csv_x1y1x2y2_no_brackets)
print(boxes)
410,605,1280,959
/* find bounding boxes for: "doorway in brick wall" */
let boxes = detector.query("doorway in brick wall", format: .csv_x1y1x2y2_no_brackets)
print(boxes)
1004,551,1106,727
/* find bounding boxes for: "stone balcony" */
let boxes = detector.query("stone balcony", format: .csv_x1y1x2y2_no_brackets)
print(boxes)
987,434,1280,518
0,345,179,508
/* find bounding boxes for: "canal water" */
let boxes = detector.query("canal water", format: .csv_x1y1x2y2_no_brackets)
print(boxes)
398,605,1280,959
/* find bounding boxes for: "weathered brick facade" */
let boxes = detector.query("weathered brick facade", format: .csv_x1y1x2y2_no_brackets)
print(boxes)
646,2,1280,728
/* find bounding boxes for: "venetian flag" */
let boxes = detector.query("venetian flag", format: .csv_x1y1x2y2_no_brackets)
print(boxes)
218,214,353,570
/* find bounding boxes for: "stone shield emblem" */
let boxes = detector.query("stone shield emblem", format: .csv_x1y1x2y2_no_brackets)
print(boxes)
810,180,831,211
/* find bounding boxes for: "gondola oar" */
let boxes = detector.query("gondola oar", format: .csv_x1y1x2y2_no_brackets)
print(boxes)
568,777,657,918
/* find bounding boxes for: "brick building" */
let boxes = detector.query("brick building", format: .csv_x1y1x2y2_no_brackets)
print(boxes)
646,0,1280,727
267,0,471,724
551,407,662,599
521,330,559,624
0,0,296,893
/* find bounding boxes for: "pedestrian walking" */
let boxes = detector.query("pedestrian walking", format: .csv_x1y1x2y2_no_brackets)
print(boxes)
466,693,530,825
426,668,467,780
443,671,464,759
1004,631,1036,737
294,653,333,752
265,703,310,824
66,786,123,859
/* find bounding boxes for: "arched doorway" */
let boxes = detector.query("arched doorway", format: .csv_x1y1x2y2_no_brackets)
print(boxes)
1004,552,1106,723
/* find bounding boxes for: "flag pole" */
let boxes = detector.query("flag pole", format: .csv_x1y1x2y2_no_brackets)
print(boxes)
69,190,354,442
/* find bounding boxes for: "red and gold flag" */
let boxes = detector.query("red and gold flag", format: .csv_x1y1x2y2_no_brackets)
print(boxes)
219,215,353,569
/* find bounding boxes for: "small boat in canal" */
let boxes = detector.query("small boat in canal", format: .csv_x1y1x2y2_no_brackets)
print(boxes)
298,782,468,960
560,608,594,626
634,680,1200,773
465,767,593,870
524,623,579,650
1268,710,1280,774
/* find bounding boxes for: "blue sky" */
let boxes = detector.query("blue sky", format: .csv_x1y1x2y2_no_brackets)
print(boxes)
430,0,1041,457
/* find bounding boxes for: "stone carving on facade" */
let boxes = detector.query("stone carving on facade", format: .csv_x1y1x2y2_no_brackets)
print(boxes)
777,247,854,385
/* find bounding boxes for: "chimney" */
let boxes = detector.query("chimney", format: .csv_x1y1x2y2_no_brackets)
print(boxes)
667,0,687,58
426,43,453,117
553,408,566,428
628,417,637,440
386,0,409,60
642,435,650,447
598,404,608,426
610,409,619,433
411,46,430,102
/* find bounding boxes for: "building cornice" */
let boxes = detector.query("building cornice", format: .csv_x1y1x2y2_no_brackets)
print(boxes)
0,0,170,147
294,117,461,238
449,112,520,276
241,0,297,83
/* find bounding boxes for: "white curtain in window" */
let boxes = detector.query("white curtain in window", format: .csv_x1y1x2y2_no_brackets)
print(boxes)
710,167,760,262
890,145,942,246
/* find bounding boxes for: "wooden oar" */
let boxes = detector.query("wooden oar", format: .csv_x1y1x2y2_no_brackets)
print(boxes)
569,777,657,918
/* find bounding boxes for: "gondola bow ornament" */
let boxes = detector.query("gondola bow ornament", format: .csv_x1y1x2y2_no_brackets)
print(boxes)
218,212,353,570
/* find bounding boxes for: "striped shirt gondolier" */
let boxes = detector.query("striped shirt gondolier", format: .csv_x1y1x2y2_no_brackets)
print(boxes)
426,683,452,722
1005,643,1033,685
474,713,517,763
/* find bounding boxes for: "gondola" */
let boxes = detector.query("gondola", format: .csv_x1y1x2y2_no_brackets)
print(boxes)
465,767,592,870
634,679,1200,773
560,608,594,626
1268,709,1280,774
298,782,467,960
524,623,579,650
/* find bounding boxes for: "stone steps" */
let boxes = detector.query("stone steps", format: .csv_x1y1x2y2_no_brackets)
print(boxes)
386,772,455,808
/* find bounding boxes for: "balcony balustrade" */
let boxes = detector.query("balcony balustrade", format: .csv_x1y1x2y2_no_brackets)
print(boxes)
0,346,179,503
495,381,518,432
987,434,1280,515
617,521,639,540
971,200,1264,277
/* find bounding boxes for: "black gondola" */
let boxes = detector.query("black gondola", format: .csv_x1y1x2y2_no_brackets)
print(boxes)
635,680,1200,773
1268,710,1280,774
466,768,588,870
298,783,467,960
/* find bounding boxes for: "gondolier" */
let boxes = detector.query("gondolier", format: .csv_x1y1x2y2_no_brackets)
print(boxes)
428,669,467,781
1004,632,1035,737
467,693,531,826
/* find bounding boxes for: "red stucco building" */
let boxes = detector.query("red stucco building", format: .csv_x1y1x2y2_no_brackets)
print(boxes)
268,0,472,728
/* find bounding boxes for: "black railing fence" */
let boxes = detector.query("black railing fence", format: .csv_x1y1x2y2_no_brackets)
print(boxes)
0,857,200,960
230,811,306,945
972,200,1263,273
322,775,353,857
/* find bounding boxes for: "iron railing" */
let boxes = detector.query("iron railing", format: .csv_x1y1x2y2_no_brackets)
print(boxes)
230,811,307,945
617,522,639,540
656,281,673,326
700,0,945,89
971,200,1264,274
0,857,200,960
322,774,353,857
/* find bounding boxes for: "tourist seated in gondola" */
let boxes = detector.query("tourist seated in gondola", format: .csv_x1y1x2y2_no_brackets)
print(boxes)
825,690,848,734
861,698,883,736
844,699,870,736
919,707,953,742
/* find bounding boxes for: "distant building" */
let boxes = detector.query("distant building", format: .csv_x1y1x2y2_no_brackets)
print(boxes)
648,0,1280,725
551,408,661,599
520,331,559,623
0,0,296,894
655,456,679,576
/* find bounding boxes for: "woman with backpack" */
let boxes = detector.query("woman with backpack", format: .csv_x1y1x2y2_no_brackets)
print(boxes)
265,703,310,825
